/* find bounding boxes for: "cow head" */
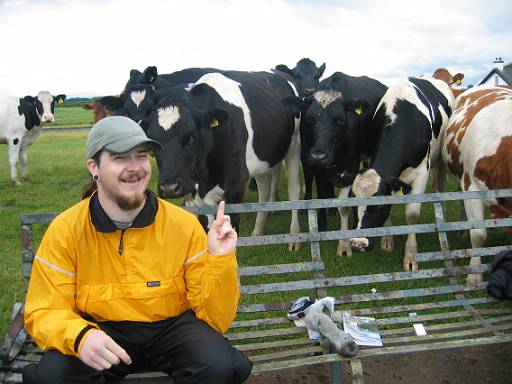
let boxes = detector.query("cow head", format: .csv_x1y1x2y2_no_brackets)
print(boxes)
145,91,230,199
349,168,411,252
275,58,325,96
122,66,158,95
101,84,156,129
18,92,66,129
302,89,370,170
82,99,113,123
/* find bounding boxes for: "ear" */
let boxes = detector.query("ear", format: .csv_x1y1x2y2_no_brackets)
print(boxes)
129,69,141,79
318,63,326,77
143,66,158,84
347,99,370,117
100,95,124,111
275,64,293,75
453,73,464,86
300,95,313,112
54,94,66,104
328,172,356,188
202,108,230,131
281,96,302,118
388,177,412,195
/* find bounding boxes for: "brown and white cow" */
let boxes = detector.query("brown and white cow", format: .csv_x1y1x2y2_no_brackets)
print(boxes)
440,85,512,286
82,98,114,123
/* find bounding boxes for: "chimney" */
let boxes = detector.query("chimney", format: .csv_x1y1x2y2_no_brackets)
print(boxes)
493,57,504,70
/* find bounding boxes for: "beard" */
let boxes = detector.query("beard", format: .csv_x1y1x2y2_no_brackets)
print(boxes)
115,190,146,211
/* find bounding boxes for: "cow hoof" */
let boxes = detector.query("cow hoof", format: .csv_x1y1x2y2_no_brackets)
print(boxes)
380,236,394,252
336,240,352,257
466,273,483,288
288,242,301,252
349,238,368,252
402,259,419,271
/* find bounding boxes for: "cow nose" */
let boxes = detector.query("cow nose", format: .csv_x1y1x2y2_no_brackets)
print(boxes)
309,150,328,165
42,114,54,122
304,88,315,95
158,183,183,198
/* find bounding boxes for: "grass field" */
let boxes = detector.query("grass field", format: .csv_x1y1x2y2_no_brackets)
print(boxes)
0,105,508,337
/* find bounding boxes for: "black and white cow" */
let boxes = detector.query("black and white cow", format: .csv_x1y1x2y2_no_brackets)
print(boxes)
122,66,221,94
0,92,66,185
145,71,302,250
284,72,387,246
343,74,456,271
275,58,326,97
102,67,222,128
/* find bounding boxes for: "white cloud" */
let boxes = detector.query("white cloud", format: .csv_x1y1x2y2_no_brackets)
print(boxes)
0,0,510,97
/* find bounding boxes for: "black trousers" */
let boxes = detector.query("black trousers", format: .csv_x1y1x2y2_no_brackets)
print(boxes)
23,310,252,384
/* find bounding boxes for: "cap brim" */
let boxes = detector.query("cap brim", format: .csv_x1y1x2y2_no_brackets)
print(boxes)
105,136,161,154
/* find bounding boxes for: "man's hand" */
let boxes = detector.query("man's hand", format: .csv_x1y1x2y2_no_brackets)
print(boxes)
207,201,237,255
79,329,132,371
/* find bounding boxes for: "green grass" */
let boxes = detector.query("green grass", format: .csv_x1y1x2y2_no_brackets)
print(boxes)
0,116,509,336
48,105,94,128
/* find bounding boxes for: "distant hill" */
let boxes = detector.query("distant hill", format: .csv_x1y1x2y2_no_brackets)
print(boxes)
60,97,95,108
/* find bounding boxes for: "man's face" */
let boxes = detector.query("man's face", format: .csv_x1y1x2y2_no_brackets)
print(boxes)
92,145,152,211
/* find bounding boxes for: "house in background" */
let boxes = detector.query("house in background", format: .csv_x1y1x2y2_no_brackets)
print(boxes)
478,57,512,86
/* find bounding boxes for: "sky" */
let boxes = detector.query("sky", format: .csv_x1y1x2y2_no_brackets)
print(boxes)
0,0,510,98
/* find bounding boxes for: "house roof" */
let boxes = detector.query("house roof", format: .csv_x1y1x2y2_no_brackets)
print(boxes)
478,65,512,85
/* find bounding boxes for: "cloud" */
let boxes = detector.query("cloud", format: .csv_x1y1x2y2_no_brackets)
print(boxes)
0,0,510,96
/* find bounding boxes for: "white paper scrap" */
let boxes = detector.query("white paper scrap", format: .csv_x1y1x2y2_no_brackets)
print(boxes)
413,323,427,336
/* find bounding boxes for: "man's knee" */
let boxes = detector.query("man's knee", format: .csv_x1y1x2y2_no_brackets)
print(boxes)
201,347,253,383
23,349,101,384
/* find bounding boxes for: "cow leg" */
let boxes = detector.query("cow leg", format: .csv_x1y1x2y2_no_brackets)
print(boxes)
403,201,421,271
19,145,30,181
251,172,273,237
403,170,429,271
284,127,302,251
464,197,486,287
8,141,22,186
380,216,394,252
336,186,352,257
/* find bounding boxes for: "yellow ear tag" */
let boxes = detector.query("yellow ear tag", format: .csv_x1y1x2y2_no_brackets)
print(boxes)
396,187,404,196
354,106,363,115
149,76,154,83
58,99,64,104
455,79,462,85
210,118,219,128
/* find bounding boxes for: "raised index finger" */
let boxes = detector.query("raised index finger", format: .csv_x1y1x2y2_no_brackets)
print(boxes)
216,201,225,222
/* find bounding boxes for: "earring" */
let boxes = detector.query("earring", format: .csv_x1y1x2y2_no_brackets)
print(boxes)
93,175,99,181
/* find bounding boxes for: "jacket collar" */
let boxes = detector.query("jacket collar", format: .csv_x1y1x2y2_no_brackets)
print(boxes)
89,190,159,233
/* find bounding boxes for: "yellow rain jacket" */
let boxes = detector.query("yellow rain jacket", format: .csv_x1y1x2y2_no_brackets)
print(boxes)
24,190,239,358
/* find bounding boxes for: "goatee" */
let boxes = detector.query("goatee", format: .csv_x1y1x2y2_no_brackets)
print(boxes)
116,191,146,211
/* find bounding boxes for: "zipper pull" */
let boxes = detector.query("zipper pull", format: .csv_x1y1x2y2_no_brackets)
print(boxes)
118,230,125,255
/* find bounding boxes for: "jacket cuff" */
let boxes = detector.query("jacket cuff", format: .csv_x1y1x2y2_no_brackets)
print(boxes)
73,325,97,356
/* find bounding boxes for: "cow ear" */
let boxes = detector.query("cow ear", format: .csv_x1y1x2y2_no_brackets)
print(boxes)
54,94,66,104
100,95,124,111
348,99,370,117
318,63,326,77
328,171,356,188
203,108,229,130
389,178,412,195
275,64,293,75
281,96,302,118
129,69,141,79
143,66,158,84
452,73,464,86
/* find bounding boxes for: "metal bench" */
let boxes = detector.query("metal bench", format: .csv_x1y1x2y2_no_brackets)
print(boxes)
2,189,512,383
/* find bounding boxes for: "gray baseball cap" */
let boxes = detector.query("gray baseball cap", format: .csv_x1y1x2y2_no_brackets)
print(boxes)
87,116,161,159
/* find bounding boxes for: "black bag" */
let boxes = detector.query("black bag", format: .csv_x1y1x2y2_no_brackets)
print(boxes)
487,250,512,300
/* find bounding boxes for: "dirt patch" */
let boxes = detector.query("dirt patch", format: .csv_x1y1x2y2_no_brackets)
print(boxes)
247,342,512,383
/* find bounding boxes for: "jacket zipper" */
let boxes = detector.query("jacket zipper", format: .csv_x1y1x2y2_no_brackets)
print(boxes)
118,229,126,255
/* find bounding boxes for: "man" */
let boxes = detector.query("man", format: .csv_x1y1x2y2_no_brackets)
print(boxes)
23,116,252,383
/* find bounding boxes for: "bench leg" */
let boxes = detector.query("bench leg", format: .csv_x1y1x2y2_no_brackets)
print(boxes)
350,358,364,384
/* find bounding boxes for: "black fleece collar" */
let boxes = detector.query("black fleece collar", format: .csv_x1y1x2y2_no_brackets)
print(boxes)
89,189,159,232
